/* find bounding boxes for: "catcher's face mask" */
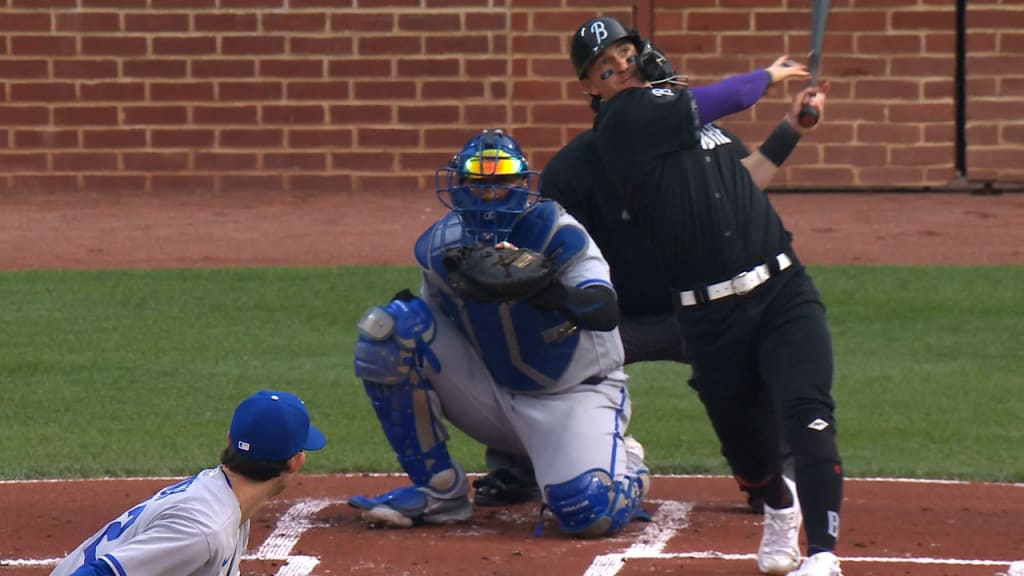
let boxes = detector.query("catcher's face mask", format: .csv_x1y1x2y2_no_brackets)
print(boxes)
435,129,539,245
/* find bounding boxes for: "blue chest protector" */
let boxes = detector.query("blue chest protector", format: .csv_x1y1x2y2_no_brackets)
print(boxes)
414,200,589,391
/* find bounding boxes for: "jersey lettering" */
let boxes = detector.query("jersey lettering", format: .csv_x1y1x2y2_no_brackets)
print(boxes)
155,475,197,501
699,125,734,150
589,21,608,44
83,504,146,563
650,88,674,97
827,510,840,538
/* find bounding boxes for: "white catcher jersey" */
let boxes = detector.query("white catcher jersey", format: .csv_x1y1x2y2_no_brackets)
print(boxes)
415,199,625,393
51,467,248,576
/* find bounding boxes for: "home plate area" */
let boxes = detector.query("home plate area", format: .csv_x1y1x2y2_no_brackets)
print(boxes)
1,474,1021,575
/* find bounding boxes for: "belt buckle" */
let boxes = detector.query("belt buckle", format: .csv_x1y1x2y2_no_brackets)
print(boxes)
730,270,756,295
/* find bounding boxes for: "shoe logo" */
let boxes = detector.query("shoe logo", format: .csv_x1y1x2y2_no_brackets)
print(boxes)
807,418,830,431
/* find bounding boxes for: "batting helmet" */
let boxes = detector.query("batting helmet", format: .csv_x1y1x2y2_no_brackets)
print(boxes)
570,16,643,79
435,129,539,245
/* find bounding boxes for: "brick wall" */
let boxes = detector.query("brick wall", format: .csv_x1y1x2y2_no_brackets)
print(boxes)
0,0,1020,195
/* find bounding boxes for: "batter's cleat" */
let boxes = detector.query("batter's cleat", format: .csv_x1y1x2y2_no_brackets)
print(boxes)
472,469,542,507
757,476,802,575
348,475,472,528
785,552,842,576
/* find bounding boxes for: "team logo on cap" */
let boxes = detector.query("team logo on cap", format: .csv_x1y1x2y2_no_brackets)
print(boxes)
237,441,250,451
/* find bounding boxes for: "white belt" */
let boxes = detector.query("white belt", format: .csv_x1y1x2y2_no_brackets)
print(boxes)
679,253,792,307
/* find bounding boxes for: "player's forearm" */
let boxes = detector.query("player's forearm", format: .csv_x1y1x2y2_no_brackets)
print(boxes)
741,152,781,190
690,70,771,126
745,118,804,188
528,283,619,331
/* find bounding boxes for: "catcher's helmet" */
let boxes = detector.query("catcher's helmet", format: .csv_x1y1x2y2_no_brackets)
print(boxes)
570,16,643,79
436,129,539,245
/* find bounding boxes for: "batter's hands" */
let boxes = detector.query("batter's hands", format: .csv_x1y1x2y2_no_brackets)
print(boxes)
788,81,830,133
766,55,809,84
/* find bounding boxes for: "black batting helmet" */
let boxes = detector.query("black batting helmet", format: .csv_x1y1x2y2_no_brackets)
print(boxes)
570,16,643,79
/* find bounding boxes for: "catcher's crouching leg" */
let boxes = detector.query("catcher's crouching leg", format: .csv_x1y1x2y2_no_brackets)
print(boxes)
544,467,650,538
349,294,471,527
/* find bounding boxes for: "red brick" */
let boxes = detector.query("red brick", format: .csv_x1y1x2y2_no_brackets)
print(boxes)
353,174,419,194
0,60,48,79
421,81,484,99
396,59,460,77
12,0,77,7
220,129,284,148
511,81,562,101
151,129,216,148
464,104,508,126
260,60,324,78
152,36,218,55
357,128,420,147
423,127,480,149
81,174,148,193
221,0,282,7
82,129,147,148
11,175,80,192
328,104,392,124
398,151,440,172
854,80,921,100
14,129,79,148
123,152,189,171
263,13,327,32
194,13,258,32
151,0,217,8
194,152,257,171
123,106,188,125
11,36,77,56
218,82,283,101
353,81,417,100
823,145,888,167
264,152,326,171
79,81,147,101
288,129,354,148
53,106,119,126
10,82,77,102
150,82,216,102
81,36,148,56
193,106,258,124
262,105,325,124
465,58,509,77
56,12,121,33
52,152,118,171
332,151,395,171
510,34,562,55
290,36,355,55
531,103,593,125
890,145,951,166
53,59,117,78
125,13,190,32
328,59,394,78
152,174,216,194
425,35,490,54
0,12,52,31
358,36,421,55
397,105,460,124
1004,125,1024,144
122,59,188,78
857,124,922,145
222,36,286,55
856,34,922,54
192,60,256,78
357,0,417,6
220,174,285,194
892,10,955,30
0,153,47,172
285,81,348,100
288,174,352,193
330,13,394,32
398,13,459,32
82,0,146,7
466,12,507,31
291,0,354,6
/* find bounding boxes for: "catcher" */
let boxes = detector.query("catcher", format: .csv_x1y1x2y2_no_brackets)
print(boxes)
349,129,650,537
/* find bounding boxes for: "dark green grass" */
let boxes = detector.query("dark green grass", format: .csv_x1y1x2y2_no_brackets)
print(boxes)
1,266,1020,481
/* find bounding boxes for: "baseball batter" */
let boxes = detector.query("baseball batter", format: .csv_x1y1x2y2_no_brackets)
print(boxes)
51,390,326,576
349,129,649,537
576,12,843,576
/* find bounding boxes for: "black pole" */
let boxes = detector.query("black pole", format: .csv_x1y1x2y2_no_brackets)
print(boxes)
954,0,966,179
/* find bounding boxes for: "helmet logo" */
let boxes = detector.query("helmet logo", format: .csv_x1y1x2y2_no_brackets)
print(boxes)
589,20,608,45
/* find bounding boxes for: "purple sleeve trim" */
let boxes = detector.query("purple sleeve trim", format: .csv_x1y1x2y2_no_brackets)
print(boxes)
690,69,771,126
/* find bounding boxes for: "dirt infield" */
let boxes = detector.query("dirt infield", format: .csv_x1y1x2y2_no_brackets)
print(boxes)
1,190,1023,575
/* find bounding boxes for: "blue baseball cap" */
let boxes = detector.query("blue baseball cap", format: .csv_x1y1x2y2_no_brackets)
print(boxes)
229,390,326,461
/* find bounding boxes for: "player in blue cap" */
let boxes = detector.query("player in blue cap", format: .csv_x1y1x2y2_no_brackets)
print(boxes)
51,389,326,576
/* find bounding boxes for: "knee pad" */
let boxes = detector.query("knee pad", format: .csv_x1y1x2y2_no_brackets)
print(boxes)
544,468,647,538
355,295,451,485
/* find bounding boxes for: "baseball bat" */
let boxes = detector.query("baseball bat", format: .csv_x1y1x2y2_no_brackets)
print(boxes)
798,0,832,128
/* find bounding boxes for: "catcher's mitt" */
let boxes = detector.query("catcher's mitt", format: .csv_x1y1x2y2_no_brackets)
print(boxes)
442,243,556,303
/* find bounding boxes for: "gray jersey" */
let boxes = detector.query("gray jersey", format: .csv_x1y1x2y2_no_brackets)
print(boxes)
51,467,248,576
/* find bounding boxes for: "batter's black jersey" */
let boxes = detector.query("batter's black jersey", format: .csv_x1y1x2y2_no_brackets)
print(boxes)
542,128,677,316
593,86,794,289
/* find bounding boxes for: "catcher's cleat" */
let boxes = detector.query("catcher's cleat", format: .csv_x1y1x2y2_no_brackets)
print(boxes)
758,476,802,575
472,469,542,507
349,477,472,528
